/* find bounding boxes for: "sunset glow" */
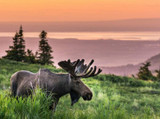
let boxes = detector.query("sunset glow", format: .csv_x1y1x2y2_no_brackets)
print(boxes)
1,0,160,22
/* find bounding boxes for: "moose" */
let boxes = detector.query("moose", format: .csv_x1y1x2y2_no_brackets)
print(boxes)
10,59,102,109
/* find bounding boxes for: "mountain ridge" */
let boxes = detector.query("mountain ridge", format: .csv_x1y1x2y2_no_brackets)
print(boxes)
1,18,160,32
101,53,160,76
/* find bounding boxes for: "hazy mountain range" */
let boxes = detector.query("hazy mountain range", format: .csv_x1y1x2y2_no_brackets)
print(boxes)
1,18,160,32
101,53,160,76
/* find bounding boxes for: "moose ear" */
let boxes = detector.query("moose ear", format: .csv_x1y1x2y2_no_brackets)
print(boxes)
70,90,80,106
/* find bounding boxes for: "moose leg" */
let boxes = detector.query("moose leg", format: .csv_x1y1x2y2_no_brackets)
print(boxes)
16,83,33,98
49,98,59,111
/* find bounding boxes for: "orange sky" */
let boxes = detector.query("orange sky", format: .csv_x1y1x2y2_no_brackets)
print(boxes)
0,0,160,22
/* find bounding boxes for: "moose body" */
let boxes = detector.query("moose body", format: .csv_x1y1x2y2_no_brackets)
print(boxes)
10,59,102,109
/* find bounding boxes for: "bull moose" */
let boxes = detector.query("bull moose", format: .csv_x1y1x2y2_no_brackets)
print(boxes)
10,59,102,109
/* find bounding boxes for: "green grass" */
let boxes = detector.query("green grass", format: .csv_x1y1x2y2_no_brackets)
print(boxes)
0,59,160,119
0,89,54,119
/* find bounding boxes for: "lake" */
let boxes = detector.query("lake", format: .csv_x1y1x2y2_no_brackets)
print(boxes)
1,32,160,40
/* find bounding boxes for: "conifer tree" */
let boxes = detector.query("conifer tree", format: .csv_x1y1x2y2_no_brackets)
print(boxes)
18,25,26,61
155,67,160,80
3,32,19,60
137,62,153,80
3,26,26,61
24,49,37,64
37,30,53,65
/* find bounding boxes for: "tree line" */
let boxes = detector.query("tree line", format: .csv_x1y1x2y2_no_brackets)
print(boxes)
136,62,160,81
3,26,53,65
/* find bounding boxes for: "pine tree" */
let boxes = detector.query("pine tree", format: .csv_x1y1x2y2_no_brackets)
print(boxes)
137,62,153,80
3,32,19,60
18,25,26,61
3,26,26,61
37,30,53,65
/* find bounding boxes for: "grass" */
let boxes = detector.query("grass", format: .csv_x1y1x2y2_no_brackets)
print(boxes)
0,59,160,119
0,89,54,119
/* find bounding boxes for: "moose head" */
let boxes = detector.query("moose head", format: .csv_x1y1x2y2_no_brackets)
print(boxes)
58,59,102,105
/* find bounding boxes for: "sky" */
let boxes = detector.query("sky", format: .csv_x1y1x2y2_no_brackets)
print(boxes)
0,0,160,22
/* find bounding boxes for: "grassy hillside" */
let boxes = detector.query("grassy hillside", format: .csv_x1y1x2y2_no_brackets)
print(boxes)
0,59,160,119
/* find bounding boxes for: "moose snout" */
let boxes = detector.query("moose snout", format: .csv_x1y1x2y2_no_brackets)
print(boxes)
82,92,92,100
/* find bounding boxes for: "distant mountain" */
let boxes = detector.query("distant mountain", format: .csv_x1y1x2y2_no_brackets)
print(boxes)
147,53,160,70
101,64,139,76
1,18,160,32
101,53,160,76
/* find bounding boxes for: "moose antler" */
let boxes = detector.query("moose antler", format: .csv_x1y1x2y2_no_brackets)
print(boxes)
58,59,80,77
76,60,102,78
58,59,102,78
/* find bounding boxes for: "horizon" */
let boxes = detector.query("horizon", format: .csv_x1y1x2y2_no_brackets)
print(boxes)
1,31,160,41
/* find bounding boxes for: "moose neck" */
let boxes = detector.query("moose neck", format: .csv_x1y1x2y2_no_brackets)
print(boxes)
39,73,71,98
54,74,71,97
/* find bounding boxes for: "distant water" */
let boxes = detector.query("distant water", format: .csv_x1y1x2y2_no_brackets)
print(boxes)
1,32,160,40
1,33,160,68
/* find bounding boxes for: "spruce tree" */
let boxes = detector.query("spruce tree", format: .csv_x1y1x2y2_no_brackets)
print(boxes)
3,26,26,61
18,25,26,61
3,32,19,60
38,30,53,65
137,62,153,80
